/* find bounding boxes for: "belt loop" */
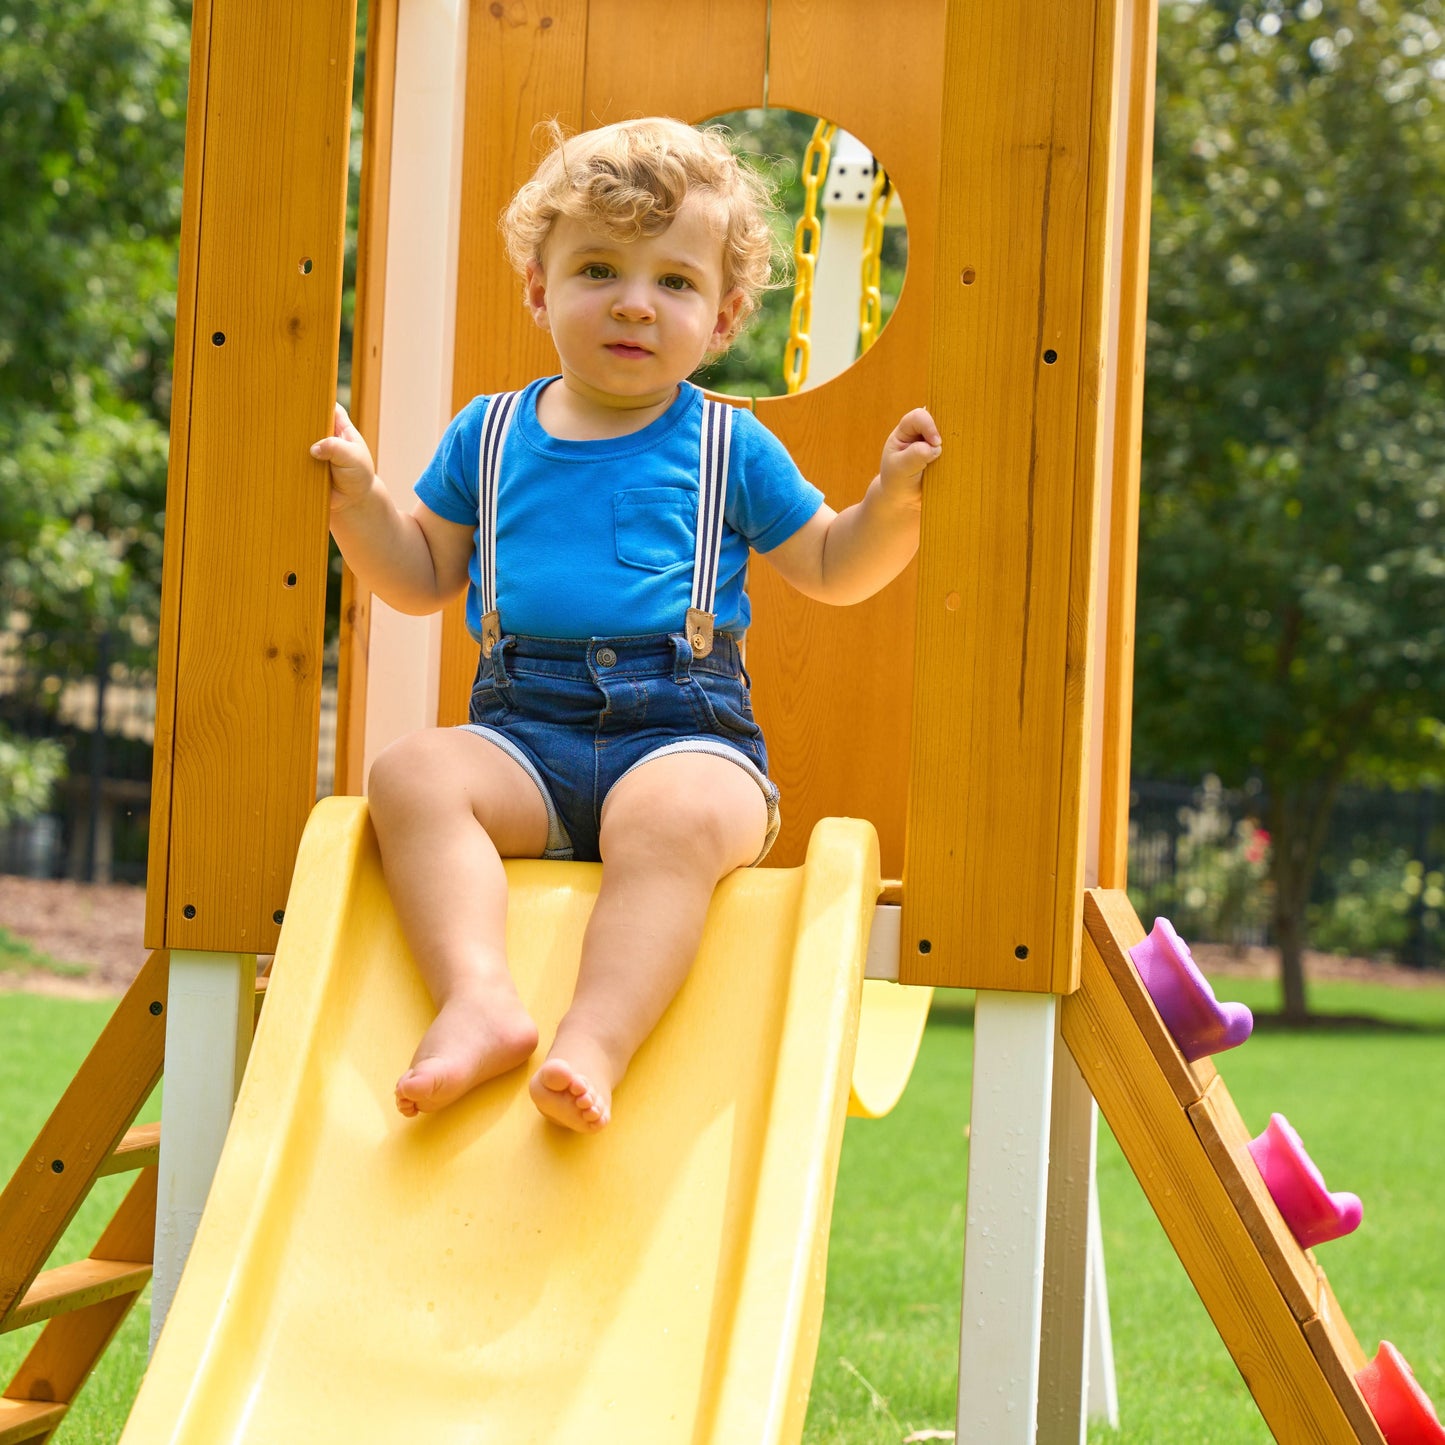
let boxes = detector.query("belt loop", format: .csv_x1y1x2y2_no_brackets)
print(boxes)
671,632,694,682
489,634,511,685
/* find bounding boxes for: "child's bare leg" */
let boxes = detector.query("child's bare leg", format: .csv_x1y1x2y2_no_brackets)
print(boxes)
368,729,550,1116
530,753,767,1132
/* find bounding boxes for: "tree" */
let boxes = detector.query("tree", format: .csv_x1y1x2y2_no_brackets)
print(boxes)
1136,0,1445,1017
0,0,189,814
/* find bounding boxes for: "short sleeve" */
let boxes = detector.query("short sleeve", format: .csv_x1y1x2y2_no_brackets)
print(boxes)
725,409,825,553
412,396,489,526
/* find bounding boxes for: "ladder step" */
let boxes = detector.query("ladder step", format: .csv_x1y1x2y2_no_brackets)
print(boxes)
4,1258,152,1334
98,1121,161,1177
0,1399,68,1445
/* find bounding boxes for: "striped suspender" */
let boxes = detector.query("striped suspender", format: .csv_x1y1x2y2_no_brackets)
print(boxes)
475,390,733,660
686,397,733,658
476,390,520,657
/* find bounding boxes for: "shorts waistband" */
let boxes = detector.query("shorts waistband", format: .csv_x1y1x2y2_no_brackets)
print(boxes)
491,631,745,679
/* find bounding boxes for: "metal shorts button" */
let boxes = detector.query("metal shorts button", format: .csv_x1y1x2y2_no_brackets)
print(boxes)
596,646,618,668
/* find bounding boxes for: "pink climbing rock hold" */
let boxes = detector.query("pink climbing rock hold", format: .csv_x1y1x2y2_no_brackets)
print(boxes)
1246,1112,1363,1249
1128,916,1254,1061
1356,1341,1445,1445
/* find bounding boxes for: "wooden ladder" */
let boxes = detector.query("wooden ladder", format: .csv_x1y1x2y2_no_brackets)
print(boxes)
0,952,265,1444
1064,890,1387,1444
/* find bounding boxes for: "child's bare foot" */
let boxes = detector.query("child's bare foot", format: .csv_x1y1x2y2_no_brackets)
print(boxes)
395,984,539,1117
529,1039,615,1133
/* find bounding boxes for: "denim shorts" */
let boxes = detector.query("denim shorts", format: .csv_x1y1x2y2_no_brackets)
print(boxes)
461,632,781,865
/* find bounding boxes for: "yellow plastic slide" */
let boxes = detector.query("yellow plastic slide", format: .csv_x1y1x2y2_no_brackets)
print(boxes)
121,796,884,1443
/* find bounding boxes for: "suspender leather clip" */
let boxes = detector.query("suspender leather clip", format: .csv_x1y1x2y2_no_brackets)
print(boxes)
480,610,501,659
685,608,715,658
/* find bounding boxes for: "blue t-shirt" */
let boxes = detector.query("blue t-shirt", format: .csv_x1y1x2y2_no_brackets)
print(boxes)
413,378,825,642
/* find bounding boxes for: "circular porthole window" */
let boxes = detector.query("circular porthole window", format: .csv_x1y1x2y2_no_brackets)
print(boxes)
690,108,908,400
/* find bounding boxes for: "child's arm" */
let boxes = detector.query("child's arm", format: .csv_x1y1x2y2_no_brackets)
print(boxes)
310,403,474,614
764,407,942,605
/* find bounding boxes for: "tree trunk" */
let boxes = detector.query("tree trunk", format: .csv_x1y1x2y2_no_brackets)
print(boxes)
1266,771,1346,1023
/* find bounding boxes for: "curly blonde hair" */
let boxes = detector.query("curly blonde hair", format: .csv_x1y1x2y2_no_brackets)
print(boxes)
501,117,780,345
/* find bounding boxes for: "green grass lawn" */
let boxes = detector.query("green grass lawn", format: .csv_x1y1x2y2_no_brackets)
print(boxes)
2,971,1442,1443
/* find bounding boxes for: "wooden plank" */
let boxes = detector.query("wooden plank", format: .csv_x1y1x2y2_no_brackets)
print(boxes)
751,0,945,877
1316,1265,1368,1375
334,0,399,796
902,0,1117,992
0,951,168,1326
0,1402,66,1445
6,1174,157,1414
144,0,216,950
1061,926,1362,1442
4,1261,152,1335
1303,1314,1388,1445
1096,0,1159,889
1083,890,1216,1106
1188,1074,1320,1323
150,0,358,951
582,0,765,124
435,0,590,726
97,1124,160,1178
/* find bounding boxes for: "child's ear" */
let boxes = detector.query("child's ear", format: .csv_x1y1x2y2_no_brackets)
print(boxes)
711,286,747,347
524,260,550,330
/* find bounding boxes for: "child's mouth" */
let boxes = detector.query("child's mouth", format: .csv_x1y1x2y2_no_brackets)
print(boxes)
608,343,651,359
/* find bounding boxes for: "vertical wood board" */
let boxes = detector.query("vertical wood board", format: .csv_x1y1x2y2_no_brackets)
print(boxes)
1097,0,1159,888
750,0,945,873
902,0,1114,991
437,0,591,724
148,0,357,951
335,0,399,795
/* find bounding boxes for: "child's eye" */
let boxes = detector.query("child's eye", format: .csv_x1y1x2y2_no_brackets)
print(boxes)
659,275,692,291
582,263,614,280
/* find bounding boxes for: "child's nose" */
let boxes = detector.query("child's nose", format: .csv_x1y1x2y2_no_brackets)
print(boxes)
611,285,655,321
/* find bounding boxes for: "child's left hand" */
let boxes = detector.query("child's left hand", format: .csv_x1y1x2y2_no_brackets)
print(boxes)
879,408,943,507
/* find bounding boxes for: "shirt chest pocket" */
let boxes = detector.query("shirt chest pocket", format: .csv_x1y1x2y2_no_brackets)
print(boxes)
613,488,698,575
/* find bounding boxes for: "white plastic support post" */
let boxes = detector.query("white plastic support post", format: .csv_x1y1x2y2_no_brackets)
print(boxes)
1038,1027,1101,1445
1087,1186,1121,1426
150,949,256,1349
361,0,470,774
956,990,1058,1443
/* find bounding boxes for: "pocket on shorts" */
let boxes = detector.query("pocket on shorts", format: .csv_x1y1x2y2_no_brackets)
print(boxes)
468,672,511,727
689,670,763,740
613,488,696,574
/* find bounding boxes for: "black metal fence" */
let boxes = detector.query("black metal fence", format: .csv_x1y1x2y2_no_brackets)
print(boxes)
1129,777,1444,969
0,635,337,884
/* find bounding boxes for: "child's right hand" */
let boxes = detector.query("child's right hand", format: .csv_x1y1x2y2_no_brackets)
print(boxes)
309,403,376,511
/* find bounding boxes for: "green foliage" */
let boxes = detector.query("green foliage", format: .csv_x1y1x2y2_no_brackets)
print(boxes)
0,726,65,826
1135,0,1445,995
1308,846,1445,956
1131,776,1274,942
1137,0,1445,789
0,0,188,679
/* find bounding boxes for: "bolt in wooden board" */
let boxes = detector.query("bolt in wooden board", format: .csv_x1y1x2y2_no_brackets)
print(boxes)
145,0,358,951
902,0,1123,992
1066,892,1377,1442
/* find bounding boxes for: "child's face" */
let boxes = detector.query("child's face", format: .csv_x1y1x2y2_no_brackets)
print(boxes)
525,194,744,411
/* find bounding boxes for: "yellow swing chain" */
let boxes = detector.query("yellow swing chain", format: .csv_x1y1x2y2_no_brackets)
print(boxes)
783,119,837,396
858,167,893,355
